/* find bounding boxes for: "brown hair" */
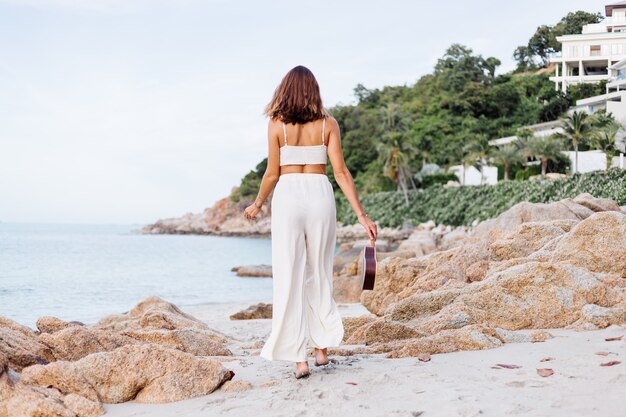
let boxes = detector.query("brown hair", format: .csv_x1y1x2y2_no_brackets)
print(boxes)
264,65,327,124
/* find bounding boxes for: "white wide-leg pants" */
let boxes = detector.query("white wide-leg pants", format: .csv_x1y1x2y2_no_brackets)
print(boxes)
260,173,344,362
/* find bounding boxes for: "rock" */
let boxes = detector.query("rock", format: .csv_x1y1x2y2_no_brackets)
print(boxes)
0,316,55,371
229,303,273,320
344,195,626,359
342,315,376,344
572,193,622,213
489,220,575,261
332,275,362,303
333,246,362,274
120,329,232,356
20,344,234,404
361,320,426,345
576,304,626,328
473,196,598,238
95,296,228,344
437,228,469,250
39,326,137,361
220,380,253,392
5,385,104,417
95,297,230,355
551,211,626,277
36,317,81,334
231,265,272,277
387,289,463,322
141,193,271,237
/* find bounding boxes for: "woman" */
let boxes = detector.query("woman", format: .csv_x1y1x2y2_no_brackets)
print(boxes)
243,65,377,379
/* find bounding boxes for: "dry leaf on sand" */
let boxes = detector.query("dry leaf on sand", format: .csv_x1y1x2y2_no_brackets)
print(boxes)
494,364,522,369
537,368,554,377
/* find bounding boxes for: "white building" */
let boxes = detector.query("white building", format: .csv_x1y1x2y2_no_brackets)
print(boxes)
550,2,626,92
448,165,498,186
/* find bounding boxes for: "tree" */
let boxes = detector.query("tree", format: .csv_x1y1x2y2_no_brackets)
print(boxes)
513,46,538,72
556,110,592,173
491,144,525,180
462,133,492,184
589,110,624,154
378,103,417,204
516,11,602,68
523,135,565,177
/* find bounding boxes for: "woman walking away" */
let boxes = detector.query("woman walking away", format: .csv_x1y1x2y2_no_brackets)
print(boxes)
243,65,377,379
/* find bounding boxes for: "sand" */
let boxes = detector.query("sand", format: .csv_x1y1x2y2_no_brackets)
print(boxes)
103,301,626,417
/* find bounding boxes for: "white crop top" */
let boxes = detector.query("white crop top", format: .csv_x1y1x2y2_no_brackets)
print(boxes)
279,118,327,166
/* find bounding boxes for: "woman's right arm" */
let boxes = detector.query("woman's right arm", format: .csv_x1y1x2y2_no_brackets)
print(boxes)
326,117,377,240
243,120,280,220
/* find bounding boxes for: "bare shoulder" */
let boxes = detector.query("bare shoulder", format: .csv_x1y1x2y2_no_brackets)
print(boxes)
326,116,340,132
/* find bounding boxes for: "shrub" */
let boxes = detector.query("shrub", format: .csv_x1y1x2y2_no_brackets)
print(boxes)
337,168,626,227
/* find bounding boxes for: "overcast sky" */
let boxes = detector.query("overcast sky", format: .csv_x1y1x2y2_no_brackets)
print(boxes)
0,0,608,224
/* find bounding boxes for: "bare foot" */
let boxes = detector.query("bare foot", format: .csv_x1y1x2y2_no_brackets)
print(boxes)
314,348,329,366
295,361,310,379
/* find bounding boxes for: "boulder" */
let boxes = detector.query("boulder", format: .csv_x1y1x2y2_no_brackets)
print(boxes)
20,344,234,404
36,317,81,334
344,195,626,358
0,316,55,371
333,274,362,303
229,303,273,320
5,385,104,417
231,265,272,277
551,211,626,277
39,326,137,361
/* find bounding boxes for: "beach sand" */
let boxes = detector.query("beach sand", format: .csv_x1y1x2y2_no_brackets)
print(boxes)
103,301,625,417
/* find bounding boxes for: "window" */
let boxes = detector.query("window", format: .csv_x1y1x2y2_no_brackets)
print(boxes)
591,45,601,56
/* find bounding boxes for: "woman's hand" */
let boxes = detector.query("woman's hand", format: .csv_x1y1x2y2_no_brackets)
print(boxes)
243,203,261,221
358,214,377,240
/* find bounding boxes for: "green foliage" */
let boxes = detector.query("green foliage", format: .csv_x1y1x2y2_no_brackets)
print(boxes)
230,158,267,202
337,169,626,227
515,11,602,70
567,81,607,102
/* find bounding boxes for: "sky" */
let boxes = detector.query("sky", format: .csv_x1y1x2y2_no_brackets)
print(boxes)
0,0,609,224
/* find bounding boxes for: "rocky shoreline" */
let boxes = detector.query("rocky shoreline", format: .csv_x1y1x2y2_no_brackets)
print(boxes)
2,193,626,416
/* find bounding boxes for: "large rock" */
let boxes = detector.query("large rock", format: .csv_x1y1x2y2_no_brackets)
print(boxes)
473,194,620,238
39,327,137,361
0,316,55,371
231,265,272,277
36,317,82,334
96,296,228,344
345,194,626,358
20,344,234,404
5,385,104,417
229,303,273,320
551,211,626,277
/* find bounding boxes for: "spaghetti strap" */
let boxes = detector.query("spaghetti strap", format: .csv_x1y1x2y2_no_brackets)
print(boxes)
321,117,326,146
282,122,287,146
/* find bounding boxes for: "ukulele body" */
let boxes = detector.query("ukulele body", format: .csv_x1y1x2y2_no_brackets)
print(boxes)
359,239,377,291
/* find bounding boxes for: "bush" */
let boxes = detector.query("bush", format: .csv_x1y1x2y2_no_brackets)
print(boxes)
337,168,626,227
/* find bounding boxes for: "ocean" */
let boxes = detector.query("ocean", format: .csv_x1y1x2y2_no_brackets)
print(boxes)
0,223,273,328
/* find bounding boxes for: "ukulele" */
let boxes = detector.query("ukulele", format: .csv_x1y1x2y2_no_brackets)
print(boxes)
359,238,377,290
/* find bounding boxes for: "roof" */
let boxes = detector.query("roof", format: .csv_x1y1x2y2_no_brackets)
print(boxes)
606,1,626,16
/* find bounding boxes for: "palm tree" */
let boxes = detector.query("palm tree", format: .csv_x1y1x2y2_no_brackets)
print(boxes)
589,111,623,154
556,111,592,174
462,133,491,184
378,103,416,204
523,135,564,177
491,144,525,180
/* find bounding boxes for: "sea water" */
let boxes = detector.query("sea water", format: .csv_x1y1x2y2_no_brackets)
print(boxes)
0,223,273,328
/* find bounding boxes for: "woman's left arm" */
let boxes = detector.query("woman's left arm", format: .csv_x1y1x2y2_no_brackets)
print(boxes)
243,120,281,220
